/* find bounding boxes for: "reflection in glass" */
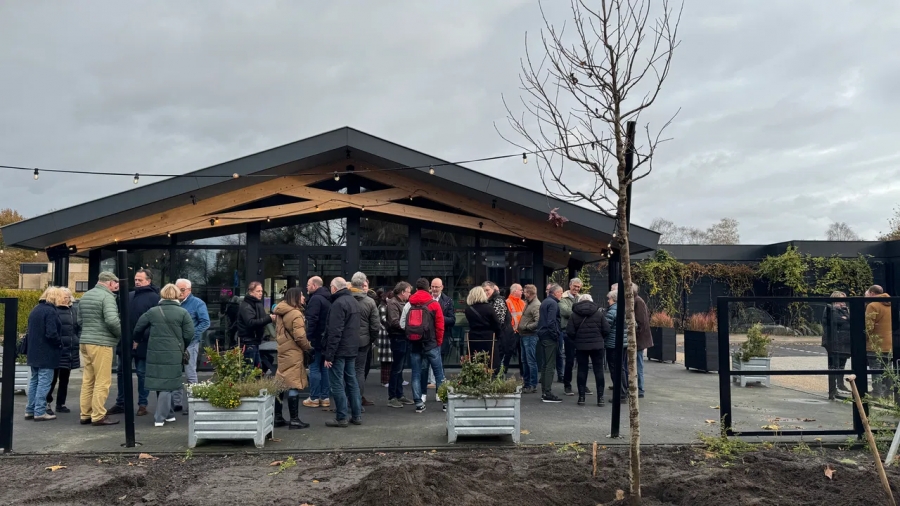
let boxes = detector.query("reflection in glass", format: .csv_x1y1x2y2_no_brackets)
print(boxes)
360,218,408,247
261,219,347,246
360,250,409,291
421,228,476,249
178,233,246,246
308,254,343,287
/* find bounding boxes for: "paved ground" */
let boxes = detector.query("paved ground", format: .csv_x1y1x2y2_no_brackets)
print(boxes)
3,347,859,454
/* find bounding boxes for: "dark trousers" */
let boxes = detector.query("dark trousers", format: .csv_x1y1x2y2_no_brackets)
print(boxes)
607,346,627,397
563,337,576,388
260,349,284,417
537,337,559,394
388,339,408,400
47,368,71,407
243,345,261,367
576,348,605,397
827,351,849,396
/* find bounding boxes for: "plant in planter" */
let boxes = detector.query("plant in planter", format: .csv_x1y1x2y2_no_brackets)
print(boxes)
437,352,522,443
684,310,719,372
186,346,283,449
0,334,31,394
647,312,677,363
732,323,772,387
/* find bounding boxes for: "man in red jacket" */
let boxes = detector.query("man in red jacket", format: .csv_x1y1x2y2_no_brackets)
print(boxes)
400,278,445,413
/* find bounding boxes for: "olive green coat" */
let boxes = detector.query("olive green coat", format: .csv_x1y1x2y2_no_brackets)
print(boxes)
134,300,194,392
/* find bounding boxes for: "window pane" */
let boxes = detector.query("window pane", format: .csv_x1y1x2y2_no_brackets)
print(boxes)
178,233,246,246
421,228,475,248
308,254,343,287
172,249,246,306
360,250,409,291
261,219,347,246
480,236,527,248
360,218,408,247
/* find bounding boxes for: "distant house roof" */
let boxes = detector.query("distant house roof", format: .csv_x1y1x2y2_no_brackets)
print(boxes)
1,127,659,256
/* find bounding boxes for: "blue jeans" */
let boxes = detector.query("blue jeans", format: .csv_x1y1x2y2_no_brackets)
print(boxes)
309,349,331,400
243,345,261,368
388,339,408,400
115,357,149,407
411,347,445,407
556,337,565,379
624,348,645,394
26,367,55,416
521,335,538,388
328,357,361,421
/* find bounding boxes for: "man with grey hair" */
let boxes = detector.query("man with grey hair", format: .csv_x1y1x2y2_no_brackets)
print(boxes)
323,277,362,427
559,277,584,395
536,283,564,402
349,272,380,407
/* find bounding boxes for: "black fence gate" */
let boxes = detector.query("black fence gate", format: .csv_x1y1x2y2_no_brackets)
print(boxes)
717,295,899,438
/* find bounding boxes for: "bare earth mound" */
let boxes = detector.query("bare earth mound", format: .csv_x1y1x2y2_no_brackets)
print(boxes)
0,445,895,505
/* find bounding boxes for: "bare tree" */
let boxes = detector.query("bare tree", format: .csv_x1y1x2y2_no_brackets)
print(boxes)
650,217,739,244
826,221,861,241
502,1,681,503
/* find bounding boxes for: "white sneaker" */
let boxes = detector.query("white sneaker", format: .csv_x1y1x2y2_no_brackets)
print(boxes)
165,417,176,422
383,383,389,388
421,394,426,403
154,422,165,427
403,380,409,386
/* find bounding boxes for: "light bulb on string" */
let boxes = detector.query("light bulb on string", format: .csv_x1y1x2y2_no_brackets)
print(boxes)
334,172,340,181
266,217,271,222
133,173,140,184
33,168,39,180
361,205,365,212
429,166,435,175
522,153,528,164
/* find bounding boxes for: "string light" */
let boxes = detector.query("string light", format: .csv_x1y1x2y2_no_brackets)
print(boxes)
315,204,319,210
33,168,39,180
266,217,271,222
361,205,365,212
429,166,435,175
133,173,139,184
522,153,528,164
334,172,340,181
166,232,171,237
232,173,239,179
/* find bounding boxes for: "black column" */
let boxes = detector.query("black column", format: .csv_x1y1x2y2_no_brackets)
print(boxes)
88,249,101,286
408,223,421,281
246,222,262,284
116,250,136,447
532,242,544,288
52,255,69,288
346,211,360,276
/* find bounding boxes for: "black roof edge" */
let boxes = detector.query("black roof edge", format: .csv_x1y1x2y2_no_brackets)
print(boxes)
1,126,660,252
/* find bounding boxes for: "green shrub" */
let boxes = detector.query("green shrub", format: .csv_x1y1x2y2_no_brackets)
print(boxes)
737,322,772,361
0,289,43,335
186,346,284,409
437,352,521,403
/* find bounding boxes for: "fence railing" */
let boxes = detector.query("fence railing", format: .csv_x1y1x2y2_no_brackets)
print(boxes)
0,298,20,453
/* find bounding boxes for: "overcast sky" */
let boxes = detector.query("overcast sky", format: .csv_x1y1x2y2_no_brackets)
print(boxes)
2,1,899,244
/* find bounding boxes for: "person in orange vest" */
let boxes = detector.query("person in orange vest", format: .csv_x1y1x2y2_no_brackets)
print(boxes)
506,284,526,377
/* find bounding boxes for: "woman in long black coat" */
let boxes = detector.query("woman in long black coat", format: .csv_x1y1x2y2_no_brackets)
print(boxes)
47,288,80,414
566,294,611,406
464,286,501,359
822,291,851,400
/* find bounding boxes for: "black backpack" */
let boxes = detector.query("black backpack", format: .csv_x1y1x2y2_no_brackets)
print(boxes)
405,302,435,342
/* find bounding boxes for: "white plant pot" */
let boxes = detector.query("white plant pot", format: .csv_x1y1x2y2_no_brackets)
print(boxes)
187,393,275,449
446,387,522,444
732,353,771,387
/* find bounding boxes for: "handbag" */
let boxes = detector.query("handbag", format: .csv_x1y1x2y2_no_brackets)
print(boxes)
157,306,190,365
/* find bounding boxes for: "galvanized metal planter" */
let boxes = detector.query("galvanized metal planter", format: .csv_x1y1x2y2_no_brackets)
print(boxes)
446,387,522,444
0,359,31,394
731,353,771,387
187,392,275,449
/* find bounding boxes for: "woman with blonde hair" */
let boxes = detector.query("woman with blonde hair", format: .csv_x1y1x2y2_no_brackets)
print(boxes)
24,287,65,421
46,287,80,414
464,286,501,361
273,286,313,429
134,283,194,427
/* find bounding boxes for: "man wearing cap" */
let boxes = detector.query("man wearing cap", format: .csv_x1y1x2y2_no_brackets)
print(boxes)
77,271,122,426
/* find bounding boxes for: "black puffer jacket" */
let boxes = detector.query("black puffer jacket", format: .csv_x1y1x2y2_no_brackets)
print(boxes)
129,284,161,359
565,300,610,351
305,286,333,350
237,294,269,346
323,288,361,361
56,304,81,369
25,301,61,370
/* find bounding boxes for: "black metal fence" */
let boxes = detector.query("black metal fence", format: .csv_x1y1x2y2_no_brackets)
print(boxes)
0,298,19,453
717,295,899,438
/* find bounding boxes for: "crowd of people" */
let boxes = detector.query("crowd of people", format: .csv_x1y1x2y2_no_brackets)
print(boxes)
20,266,659,430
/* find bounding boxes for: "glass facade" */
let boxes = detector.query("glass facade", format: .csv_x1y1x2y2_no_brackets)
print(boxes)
94,214,543,367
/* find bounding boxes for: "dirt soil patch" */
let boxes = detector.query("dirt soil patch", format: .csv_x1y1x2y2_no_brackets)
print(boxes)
0,445,897,505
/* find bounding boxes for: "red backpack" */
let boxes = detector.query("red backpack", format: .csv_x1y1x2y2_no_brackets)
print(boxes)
405,302,435,342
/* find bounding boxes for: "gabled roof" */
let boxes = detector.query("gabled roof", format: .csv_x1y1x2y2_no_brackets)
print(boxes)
1,127,659,255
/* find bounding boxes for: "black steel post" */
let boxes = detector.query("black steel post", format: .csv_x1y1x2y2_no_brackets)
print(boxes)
0,298,19,453
116,250,136,447
849,297,867,437
717,297,732,434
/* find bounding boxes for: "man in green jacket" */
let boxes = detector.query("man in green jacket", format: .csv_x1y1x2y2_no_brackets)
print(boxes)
558,278,583,393
77,272,122,426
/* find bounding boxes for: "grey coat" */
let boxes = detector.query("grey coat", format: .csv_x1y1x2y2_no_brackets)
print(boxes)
351,289,381,348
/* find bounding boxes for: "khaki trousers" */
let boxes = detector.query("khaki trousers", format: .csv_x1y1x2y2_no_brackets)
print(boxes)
80,344,113,422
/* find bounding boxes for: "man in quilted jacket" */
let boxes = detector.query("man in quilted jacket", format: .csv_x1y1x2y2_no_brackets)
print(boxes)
77,271,122,426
